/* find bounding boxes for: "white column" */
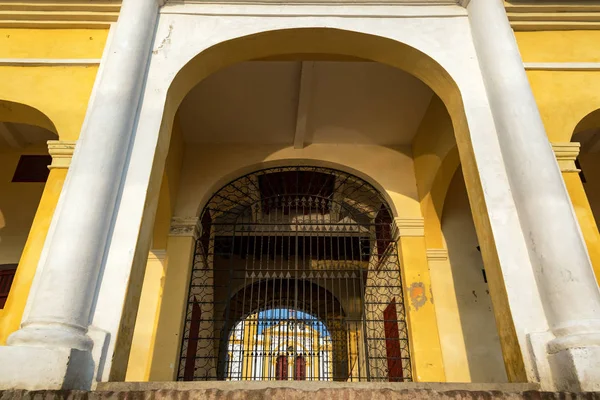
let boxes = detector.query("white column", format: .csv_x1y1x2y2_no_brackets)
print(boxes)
467,0,600,391
0,0,160,390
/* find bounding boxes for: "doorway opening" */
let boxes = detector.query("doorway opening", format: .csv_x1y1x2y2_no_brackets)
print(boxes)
177,166,411,381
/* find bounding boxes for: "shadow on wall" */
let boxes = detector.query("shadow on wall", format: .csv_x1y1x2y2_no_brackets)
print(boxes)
573,111,600,228
441,168,507,383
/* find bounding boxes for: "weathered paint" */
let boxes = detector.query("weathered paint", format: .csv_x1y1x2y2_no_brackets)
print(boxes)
409,282,427,311
398,236,446,382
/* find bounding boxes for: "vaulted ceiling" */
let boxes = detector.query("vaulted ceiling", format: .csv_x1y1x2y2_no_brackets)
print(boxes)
177,61,434,147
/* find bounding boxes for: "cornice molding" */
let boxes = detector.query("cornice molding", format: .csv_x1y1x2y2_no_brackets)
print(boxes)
166,0,461,4
0,1,120,29
0,58,101,66
169,216,200,238
506,2,600,31
524,62,600,72
161,1,467,17
392,217,425,238
47,140,76,170
552,142,581,173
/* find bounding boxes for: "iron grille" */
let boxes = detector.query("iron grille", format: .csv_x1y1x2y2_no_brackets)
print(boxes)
178,166,411,382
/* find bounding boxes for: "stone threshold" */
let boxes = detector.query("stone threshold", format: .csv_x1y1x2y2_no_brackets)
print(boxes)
97,381,541,392
5,382,600,400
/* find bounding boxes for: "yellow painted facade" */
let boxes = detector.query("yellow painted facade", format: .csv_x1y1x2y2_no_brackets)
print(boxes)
0,3,599,388
0,27,109,344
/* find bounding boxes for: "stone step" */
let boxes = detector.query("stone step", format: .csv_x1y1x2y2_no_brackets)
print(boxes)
3,382,599,400
99,381,542,393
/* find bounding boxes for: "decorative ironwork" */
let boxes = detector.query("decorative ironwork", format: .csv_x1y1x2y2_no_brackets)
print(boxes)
178,166,411,382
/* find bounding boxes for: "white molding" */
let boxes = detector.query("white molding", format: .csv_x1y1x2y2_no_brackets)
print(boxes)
524,62,600,72
0,58,102,66
160,3,468,17
166,0,462,4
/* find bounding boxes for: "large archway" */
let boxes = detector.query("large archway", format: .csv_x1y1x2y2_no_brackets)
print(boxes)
177,166,410,382
119,25,536,384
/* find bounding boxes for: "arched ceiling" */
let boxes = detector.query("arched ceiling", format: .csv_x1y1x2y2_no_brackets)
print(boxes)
178,61,434,146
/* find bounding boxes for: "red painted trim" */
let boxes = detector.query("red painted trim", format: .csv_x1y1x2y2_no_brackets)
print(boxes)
383,298,404,382
184,296,202,381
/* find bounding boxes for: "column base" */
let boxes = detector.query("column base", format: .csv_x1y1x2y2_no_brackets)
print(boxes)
0,346,94,390
548,346,600,391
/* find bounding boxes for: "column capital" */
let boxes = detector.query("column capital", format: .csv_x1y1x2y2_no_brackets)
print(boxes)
392,217,425,238
426,248,449,262
148,249,167,261
169,217,200,238
552,142,581,173
47,140,76,170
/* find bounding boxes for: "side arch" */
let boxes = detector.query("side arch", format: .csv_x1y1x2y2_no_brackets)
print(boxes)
0,99,57,135
573,108,600,139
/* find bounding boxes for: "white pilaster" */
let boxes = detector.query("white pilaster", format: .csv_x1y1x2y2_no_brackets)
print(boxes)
468,0,600,391
0,0,160,390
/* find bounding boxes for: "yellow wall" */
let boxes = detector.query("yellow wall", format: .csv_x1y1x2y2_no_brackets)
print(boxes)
126,118,185,380
526,70,600,142
174,143,421,220
412,96,509,382
0,67,99,140
0,28,109,342
125,250,167,381
441,170,507,383
412,96,458,249
0,167,67,338
515,31,600,287
0,29,108,59
0,29,108,140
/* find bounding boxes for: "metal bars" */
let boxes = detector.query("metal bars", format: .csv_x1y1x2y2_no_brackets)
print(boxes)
177,166,411,382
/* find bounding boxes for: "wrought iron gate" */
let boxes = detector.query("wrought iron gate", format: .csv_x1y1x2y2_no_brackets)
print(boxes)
178,166,411,382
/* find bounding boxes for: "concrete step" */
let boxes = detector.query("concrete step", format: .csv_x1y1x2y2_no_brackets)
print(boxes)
3,381,600,399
